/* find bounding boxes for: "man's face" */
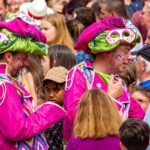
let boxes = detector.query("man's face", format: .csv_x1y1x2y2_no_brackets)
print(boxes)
132,91,150,112
135,56,144,80
142,5,150,30
6,0,25,13
0,0,6,21
110,45,132,73
8,52,28,77
45,80,64,106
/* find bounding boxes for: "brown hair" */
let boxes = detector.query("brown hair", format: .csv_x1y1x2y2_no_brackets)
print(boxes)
131,86,150,100
73,89,123,139
66,19,85,41
48,44,76,70
119,61,137,91
101,0,128,18
43,13,74,51
27,54,44,88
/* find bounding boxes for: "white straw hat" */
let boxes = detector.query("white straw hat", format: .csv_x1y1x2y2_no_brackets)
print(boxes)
19,0,54,25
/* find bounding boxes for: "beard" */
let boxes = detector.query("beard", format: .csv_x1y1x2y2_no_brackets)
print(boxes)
0,15,5,21
11,67,28,78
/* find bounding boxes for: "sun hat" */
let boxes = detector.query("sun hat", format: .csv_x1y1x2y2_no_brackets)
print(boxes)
43,67,68,83
20,0,54,26
74,16,140,54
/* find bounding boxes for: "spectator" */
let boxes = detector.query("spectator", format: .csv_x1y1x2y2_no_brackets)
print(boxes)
66,89,122,150
41,13,74,51
41,44,76,76
119,118,150,150
38,66,68,150
135,45,150,88
131,86,150,112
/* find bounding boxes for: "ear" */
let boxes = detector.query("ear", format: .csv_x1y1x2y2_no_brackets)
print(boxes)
120,141,127,150
142,61,147,72
3,52,13,63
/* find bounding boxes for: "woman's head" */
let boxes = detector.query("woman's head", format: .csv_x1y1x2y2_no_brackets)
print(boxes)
73,89,122,139
41,13,74,49
42,44,76,76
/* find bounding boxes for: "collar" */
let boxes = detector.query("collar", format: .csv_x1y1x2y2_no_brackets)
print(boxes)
84,60,94,69
139,80,150,88
0,63,8,75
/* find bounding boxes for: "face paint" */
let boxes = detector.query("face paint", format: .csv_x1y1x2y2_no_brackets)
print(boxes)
115,54,127,62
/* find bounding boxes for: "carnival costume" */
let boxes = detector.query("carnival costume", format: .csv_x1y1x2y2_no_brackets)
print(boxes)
64,16,145,140
0,13,66,150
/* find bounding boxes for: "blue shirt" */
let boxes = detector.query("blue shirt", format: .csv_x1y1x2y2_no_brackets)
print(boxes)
139,80,150,88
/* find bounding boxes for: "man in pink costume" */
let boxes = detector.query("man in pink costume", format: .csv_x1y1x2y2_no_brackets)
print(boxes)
64,16,145,140
0,15,66,149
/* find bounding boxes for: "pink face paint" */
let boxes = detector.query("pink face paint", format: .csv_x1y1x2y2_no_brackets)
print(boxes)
115,54,127,62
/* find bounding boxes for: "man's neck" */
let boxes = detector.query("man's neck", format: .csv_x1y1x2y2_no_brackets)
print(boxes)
93,54,112,75
139,73,150,82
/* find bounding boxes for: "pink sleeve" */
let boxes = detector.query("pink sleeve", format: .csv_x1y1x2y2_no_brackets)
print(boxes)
0,82,66,141
128,96,145,119
63,68,87,140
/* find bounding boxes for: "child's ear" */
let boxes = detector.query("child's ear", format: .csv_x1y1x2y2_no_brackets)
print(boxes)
120,141,127,150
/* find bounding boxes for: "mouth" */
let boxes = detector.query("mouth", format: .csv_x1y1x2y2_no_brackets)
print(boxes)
49,99,56,103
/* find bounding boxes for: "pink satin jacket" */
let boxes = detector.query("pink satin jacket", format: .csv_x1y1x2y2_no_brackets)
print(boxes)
0,63,67,150
64,61,145,140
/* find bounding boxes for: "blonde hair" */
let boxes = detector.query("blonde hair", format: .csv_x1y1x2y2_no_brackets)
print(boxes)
73,89,123,139
43,13,74,51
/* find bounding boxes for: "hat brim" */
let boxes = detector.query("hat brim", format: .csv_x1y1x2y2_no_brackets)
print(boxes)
19,2,54,26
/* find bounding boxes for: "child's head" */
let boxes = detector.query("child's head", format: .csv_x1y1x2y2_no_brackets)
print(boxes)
73,89,122,139
119,118,150,150
131,86,150,112
38,66,68,106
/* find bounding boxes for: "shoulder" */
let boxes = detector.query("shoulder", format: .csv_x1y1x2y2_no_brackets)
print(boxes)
0,81,8,106
65,62,86,90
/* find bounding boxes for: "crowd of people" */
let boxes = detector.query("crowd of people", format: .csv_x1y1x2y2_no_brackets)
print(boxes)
0,0,150,150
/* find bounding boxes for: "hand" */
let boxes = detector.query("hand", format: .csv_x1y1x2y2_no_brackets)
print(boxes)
107,74,123,99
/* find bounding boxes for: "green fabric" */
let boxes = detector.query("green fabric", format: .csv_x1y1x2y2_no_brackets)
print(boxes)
0,28,48,55
88,30,140,54
94,69,110,84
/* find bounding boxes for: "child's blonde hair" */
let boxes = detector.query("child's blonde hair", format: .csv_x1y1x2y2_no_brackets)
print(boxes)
73,89,123,139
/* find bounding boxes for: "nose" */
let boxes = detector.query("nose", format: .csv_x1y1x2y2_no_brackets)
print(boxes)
23,59,29,67
41,29,45,34
127,52,132,60
124,52,133,64
15,3,19,12
49,91,55,99
145,38,150,44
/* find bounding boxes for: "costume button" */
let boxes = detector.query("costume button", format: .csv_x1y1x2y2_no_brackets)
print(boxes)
96,83,101,88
